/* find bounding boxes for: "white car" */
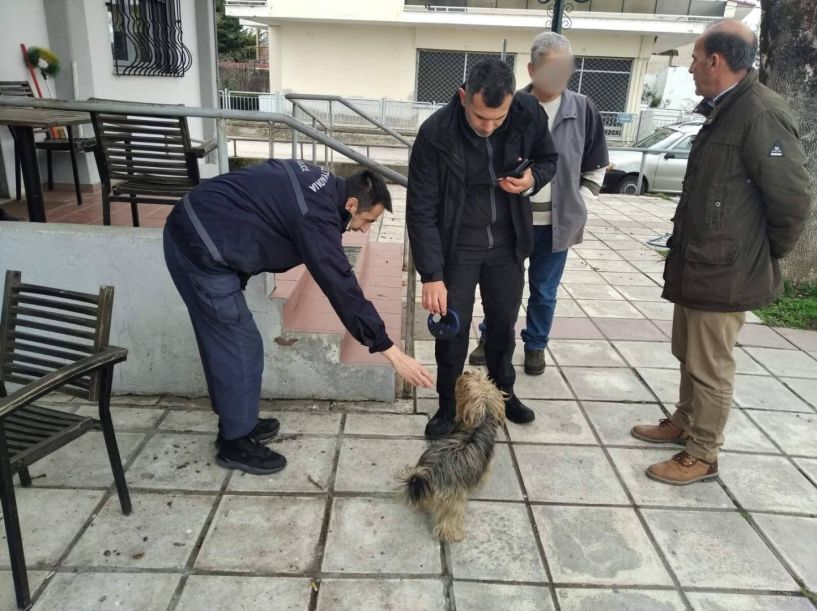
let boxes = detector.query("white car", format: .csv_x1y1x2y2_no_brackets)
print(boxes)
603,122,702,195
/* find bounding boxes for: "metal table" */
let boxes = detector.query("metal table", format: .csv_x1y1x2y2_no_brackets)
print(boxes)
0,107,91,222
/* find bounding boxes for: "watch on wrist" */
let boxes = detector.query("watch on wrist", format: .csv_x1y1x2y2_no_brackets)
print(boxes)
521,185,535,197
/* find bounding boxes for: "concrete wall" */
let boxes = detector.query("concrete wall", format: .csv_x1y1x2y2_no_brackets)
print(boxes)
0,222,394,401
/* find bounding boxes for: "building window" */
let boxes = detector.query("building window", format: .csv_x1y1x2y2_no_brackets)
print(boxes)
416,50,516,104
568,57,633,136
106,0,192,77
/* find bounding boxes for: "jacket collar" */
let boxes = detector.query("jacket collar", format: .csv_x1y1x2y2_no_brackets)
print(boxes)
697,69,758,124
335,175,351,231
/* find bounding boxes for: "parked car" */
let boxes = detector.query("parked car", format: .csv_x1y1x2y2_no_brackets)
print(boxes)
603,121,703,195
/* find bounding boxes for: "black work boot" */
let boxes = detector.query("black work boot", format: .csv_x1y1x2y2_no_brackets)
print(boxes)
216,417,280,447
505,394,535,424
524,349,546,376
216,435,287,475
468,337,487,366
425,407,456,439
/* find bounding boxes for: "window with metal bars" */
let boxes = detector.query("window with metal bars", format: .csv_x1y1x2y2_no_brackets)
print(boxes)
106,0,193,77
568,57,633,136
415,50,516,104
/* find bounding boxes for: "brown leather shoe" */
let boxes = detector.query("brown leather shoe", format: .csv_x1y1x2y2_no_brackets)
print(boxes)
631,418,689,445
646,451,719,486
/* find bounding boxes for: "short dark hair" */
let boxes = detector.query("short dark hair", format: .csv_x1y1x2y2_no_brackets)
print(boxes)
703,30,758,72
465,58,516,108
347,169,392,213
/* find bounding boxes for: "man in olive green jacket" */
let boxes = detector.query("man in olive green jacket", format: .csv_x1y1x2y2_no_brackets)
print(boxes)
632,19,811,485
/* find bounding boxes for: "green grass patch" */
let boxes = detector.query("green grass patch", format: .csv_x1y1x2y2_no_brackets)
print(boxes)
754,281,817,330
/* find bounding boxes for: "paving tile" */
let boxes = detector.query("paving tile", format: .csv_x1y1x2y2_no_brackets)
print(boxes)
414,340,436,365
560,270,606,284
330,400,414,415
563,284,625,301
534,506,671,586
754,514,817,591
609,448,733,509
554,298,589,318
513,367,574,400
781,377,817,409
632,300,676,321
549,340,625,368
455,582,552,610
615,341,676,369
228,436,337,493
615,285,665,302
0,571,47,610
795,457,817,485
748,411,817,456
743,348,817,379
737,325,795,350
720,409,779,453
734,375,813,411
598,272,660,287
0,488,103,567
686,593,815,611
322,497,440,574
594,318,667,341
335,438,427,493
65,492,213,569
73,406,165,430
110,395,161,407
27,431,145,488
776,328,817,352
556,588,685,610
549,318,603,340
734,347,770,375
642,509,796,590
344,413,428,437
159,410,218,433
33,572,179,611
316,579,446,611
506,400,596,444
126,433,226,491
157,396,213,410
176,576,310,611
638,368,680,403
471,443,523,501
517,445,629,504
563,368,653,402
578,300,645,319
197,495,324,573
718,454,817,513
449,501,546,582
583,402,668,447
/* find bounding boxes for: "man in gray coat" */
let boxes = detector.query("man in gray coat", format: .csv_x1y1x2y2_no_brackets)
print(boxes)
632,19,811,485
470,32,609,377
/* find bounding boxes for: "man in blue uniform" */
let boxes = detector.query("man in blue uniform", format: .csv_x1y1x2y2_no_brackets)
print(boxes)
164,160,433,475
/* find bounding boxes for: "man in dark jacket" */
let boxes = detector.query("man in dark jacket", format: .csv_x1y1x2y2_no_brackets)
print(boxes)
632,19,811,485
407,58,558,439
164,160,433,475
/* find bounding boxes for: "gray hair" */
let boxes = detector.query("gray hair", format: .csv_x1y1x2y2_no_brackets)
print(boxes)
530,32,572,64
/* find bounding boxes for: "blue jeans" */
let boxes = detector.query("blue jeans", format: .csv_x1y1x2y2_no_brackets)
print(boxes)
478,226,568,352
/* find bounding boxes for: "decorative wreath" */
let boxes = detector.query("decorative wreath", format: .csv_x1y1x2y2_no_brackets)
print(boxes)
27,46,61,78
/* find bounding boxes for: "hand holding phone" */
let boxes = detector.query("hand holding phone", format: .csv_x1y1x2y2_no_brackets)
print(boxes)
497,158,534,180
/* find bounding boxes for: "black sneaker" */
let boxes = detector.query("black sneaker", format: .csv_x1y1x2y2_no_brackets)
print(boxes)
216,417,280,447
216,435,287,475
425,409,456,439
468,338,487,366
505,395,535,424
0,209,20,222
524,349,546,376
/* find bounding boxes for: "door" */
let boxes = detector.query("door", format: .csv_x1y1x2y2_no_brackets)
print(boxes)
652,134,695,193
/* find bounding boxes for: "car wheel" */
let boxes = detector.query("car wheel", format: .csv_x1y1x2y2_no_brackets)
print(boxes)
616,174,646,195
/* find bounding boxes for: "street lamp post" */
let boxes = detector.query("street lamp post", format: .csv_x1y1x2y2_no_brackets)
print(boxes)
537,0,591,33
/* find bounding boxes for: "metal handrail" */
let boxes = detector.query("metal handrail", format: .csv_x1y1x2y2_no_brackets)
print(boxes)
0,94,418,399
284,93,417,398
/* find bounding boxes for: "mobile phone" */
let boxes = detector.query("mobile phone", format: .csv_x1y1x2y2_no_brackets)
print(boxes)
497,158,534,180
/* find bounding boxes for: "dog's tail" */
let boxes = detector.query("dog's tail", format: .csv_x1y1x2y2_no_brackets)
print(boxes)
395,465,433,506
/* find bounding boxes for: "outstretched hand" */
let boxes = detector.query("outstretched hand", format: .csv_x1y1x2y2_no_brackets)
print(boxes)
382,346,435,389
